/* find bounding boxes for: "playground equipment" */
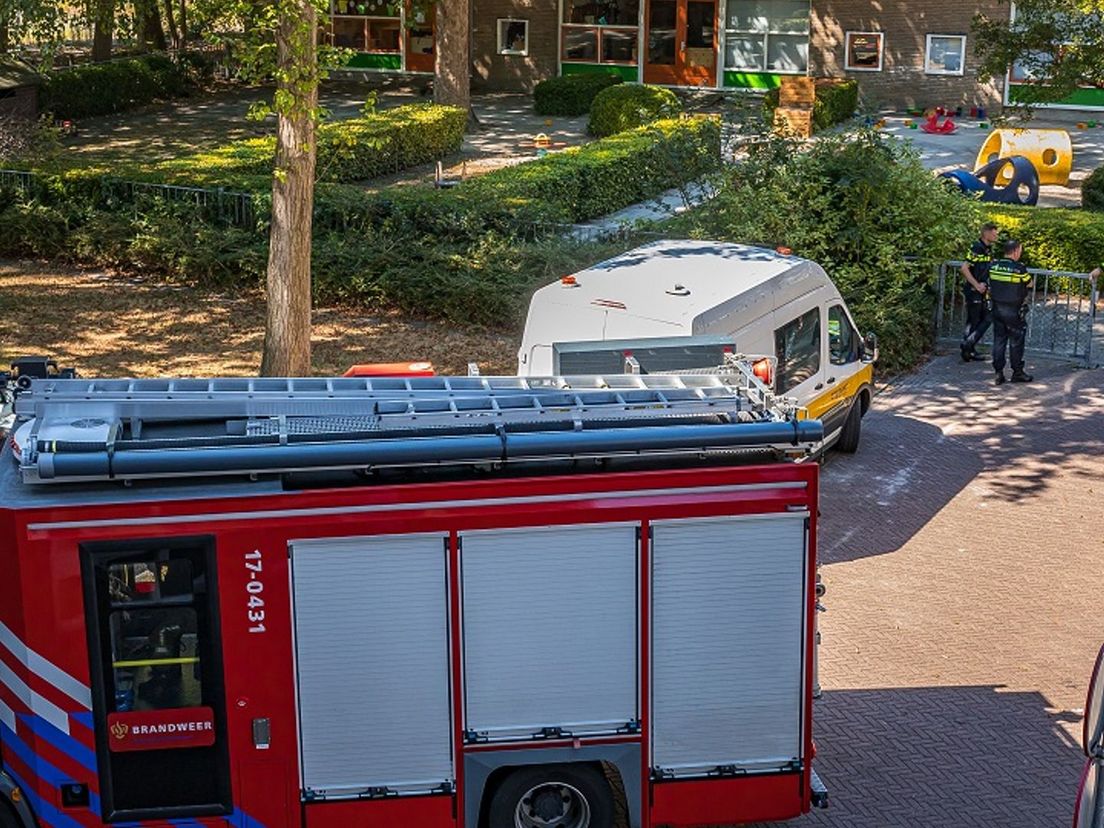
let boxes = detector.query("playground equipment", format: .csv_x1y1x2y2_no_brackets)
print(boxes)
920,111,956,134
976,128,1072,186
939,155,1040,206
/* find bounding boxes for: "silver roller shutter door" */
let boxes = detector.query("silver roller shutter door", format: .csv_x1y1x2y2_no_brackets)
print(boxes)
291,534,453,797
461,524,638,740
651,514,807,777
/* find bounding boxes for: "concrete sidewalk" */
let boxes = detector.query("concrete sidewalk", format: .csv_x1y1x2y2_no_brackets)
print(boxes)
757,354,1104,827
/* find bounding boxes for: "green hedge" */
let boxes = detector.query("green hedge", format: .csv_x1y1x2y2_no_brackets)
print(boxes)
533,72,623,117
764,79,859,131
152,103,467,185
588,83,682,137
981,205,1104,273
0,117,720,325
1083,165,1104,212
39,54,195,120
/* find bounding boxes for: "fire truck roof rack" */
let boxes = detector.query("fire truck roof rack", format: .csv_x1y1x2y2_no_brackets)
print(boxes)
10,360,822,486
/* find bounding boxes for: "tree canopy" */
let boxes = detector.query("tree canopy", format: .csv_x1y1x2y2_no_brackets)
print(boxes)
973,0,1104,109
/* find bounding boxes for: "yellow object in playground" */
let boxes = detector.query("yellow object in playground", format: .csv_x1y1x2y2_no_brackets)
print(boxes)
975,128,1073,186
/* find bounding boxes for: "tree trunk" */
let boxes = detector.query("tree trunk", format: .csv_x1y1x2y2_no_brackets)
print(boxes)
260,0,317,377
178,0,188,44
433,0,470,110
162,0,179,49
138,0,168,51
91,0,115,62
0,20,9,54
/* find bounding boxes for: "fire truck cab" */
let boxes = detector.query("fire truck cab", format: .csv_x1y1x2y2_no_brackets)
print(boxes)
0,366,827,828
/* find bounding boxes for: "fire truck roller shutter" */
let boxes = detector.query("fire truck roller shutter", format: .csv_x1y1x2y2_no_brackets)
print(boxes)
460,524,639,742
651,513,808,777
290,534,453,798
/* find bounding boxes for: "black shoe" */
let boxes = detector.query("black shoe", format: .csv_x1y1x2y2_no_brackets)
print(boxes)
1010,371,1034,383
961,345,973,362
995,372,1006,385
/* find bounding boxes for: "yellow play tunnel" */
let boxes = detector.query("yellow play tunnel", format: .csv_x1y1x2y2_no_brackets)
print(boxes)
975,128,1073,186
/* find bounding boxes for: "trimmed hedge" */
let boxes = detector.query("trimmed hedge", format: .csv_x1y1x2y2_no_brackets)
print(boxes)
1084,165,1104,212
0,116,721,325
588,83,682,137
764,79,859,132
533,72,623,117
39,54,195,120
152,103,467,185
980,204,1104,273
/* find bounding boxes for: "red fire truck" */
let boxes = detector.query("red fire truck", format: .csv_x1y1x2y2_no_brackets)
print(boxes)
0,362,827,828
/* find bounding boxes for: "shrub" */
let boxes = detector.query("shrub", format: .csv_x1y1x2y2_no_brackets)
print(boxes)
588,83,682,137
667,129,980,373
763,79,859,132
39,54,195,120
980,205,1104,273
533,73,623,117
152,103,467,186
1083,165,1104,212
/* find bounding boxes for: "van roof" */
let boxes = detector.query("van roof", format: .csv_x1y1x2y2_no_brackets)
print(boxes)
531,239,833,332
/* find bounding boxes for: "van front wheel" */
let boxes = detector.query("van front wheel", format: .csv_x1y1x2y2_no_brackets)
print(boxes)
835,401,862,454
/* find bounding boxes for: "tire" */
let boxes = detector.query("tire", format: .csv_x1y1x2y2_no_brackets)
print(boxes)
835,399,862,454
0,801,21,828
486,763,615,828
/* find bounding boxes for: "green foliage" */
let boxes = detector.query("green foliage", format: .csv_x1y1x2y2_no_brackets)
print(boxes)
1082,165,1104,212
533,72,624,117
980,204,1104,272
763,79,859,131
0,118,720,326
666,129,979,373
152,103,467,185
38,53,195,120
972,0,1104,113
588,83,682,137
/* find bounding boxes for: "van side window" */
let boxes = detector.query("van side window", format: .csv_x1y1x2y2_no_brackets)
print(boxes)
828,305,861,365
774,308,821,393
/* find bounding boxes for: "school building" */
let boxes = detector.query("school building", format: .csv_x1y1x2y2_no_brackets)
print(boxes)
326,1,1104,111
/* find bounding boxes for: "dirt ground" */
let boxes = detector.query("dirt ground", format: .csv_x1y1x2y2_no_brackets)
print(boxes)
0,260,519,377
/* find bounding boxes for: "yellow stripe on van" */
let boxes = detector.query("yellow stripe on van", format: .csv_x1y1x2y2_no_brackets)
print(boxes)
805,363,873,421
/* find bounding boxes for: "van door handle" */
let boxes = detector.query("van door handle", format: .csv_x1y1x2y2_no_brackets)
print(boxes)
814,383,823,390
827,377,836,384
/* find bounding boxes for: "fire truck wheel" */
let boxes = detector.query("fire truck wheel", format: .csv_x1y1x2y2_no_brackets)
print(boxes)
835,400,862,454
487,763,615,828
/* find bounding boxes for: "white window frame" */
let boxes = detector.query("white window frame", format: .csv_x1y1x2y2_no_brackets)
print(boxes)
723,0,811,75
844,30,883,72
498,18,530,56
924,33,966,76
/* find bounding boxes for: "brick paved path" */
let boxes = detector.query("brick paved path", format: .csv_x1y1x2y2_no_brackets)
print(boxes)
771,356,1104,828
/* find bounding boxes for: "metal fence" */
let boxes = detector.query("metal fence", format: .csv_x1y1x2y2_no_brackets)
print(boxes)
0,168,256,228
935,261,1099,367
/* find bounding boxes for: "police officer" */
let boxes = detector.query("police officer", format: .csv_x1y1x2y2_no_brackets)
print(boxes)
960,222,999,362
988,239,1033,385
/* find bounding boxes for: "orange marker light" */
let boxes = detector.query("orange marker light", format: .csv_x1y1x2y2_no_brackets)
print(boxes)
776,246,793,256
752,358,774,387
561,275,578,286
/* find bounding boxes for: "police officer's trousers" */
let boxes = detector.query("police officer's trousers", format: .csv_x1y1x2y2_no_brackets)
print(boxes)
991,301,1026,374
961,296,991,352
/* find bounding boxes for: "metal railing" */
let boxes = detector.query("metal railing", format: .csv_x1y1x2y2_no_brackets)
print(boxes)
0,168,257,228
935,261,1099,367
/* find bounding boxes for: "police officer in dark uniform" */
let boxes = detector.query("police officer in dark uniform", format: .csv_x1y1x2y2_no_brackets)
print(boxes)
960,222,999,362
988,239,1034,385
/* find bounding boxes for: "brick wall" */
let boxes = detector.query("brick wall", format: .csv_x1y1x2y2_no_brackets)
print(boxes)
471,0,559,91
809,0,1008,112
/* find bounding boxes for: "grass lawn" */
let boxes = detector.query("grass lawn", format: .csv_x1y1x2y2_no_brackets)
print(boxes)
0,260,518,377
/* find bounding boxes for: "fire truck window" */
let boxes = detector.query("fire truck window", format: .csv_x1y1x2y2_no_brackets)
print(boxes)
828,304,860,365
773,307,821,392
109,560,194,604
109,607,202,712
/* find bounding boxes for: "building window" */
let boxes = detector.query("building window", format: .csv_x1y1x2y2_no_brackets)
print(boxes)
498,19,529,55
561,0,640,65
330,0,400,53
724,0,810,74
925,34,966,76
844,31,883,72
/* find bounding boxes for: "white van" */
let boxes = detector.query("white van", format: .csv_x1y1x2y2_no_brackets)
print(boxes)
518,239,877,452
